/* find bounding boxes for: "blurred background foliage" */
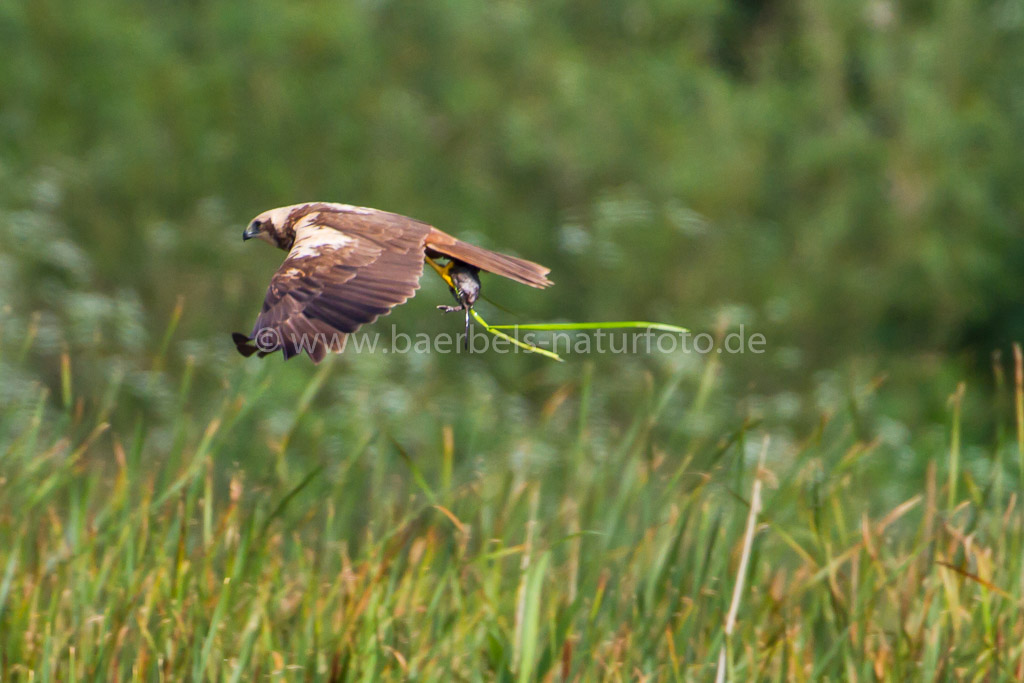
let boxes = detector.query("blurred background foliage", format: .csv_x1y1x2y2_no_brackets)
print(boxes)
4,2,1024,677
1,0,1022,494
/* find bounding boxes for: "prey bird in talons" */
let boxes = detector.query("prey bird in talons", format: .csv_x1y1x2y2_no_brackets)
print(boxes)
428,259,481,349
233,202,552,362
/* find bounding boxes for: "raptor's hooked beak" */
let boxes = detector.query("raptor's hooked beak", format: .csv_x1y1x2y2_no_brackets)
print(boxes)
242,221,261,241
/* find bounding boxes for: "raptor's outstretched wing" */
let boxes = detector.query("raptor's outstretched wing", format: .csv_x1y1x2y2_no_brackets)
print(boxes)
233,209,430,362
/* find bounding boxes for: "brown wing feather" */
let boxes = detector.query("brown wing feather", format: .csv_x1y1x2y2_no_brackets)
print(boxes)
234,209,430,362
425,227,552,289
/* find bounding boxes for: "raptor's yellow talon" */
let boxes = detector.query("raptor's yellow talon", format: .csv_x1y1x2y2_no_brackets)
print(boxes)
425,256,457,290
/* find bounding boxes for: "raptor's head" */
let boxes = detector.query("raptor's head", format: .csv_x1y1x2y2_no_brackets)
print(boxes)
242,203,319,250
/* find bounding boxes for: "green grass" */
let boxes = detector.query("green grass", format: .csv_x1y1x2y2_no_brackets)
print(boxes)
2,346,1024,681
2,0,1022,678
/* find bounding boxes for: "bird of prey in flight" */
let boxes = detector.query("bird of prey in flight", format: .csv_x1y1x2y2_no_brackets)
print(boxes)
233,202,552,362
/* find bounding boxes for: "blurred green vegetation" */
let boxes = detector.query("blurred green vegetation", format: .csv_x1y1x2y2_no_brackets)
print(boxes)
2,0,1022,457
3,0,1022,361
3,357,1024,679
2,0,1024,677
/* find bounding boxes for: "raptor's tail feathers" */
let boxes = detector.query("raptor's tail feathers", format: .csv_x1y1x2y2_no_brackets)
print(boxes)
426,229,552,289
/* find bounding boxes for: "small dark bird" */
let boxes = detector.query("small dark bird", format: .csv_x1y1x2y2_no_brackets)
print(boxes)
233,202,552,362
433,260,481,347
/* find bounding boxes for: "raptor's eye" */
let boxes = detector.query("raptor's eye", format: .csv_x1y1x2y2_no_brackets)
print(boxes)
243,219,264,241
